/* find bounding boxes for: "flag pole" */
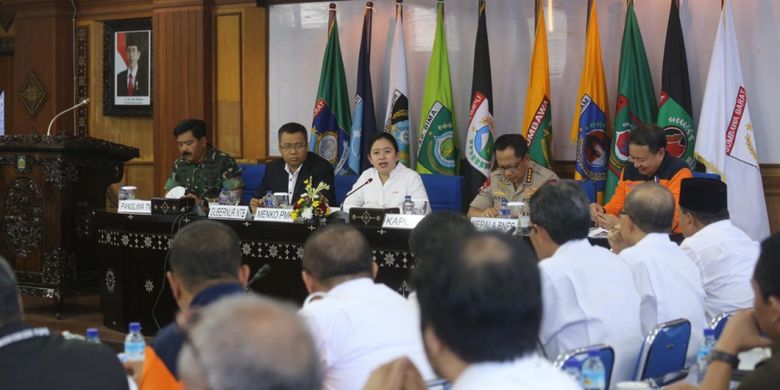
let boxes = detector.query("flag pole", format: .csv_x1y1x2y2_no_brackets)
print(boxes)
534,0,539,31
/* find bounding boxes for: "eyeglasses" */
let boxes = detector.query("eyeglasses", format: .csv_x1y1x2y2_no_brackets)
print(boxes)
280,143,307,151
498,161,524,173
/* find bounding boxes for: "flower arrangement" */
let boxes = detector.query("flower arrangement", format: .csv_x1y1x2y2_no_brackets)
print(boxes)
291,177,331,223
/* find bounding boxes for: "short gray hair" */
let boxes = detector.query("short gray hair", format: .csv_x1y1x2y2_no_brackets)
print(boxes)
624,182,675,233
0,257,22,325
179,295,322,390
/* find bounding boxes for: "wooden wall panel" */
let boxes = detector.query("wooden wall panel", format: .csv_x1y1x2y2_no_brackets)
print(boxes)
241,6,268,161
215,12,242,157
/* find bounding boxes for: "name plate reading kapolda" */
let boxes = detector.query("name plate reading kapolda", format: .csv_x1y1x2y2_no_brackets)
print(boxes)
118,200,152,215
470,217,518,232
382,214,425,230
209,205,251,220
253,208,294,223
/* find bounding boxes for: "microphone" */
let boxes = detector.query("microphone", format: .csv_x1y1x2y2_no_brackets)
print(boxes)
47,98,90,136
340,177,373,210
246,264,272,291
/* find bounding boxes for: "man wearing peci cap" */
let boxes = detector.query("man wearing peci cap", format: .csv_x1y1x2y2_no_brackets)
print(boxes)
679,178,759,321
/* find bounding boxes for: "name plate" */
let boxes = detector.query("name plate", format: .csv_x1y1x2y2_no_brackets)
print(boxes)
471,217,518,232
382,214,425,229
118,200,151,215
253,208,294,223
208,205,251,220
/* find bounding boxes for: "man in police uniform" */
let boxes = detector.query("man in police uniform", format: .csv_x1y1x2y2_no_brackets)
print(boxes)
164,119,243,203
467,134,558,218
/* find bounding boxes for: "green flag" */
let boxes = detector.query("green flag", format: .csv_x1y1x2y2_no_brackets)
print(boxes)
606,0,656,201
416,0,458,175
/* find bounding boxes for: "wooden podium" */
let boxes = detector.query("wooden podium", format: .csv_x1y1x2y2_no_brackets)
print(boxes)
0,135,139,316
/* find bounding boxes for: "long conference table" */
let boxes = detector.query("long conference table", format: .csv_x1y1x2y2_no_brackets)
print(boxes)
95,211,418,335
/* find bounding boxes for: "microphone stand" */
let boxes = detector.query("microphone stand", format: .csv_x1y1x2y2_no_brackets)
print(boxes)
47,98,90,136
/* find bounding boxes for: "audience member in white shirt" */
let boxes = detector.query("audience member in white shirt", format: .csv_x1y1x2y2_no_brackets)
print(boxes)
678,178,759,321
343,133,428,212
297,224,432,390
609,182,707,363
367,231,579,390
528,180,644,386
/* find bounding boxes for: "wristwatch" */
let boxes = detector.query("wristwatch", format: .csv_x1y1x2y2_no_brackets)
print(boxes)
709,349,740,368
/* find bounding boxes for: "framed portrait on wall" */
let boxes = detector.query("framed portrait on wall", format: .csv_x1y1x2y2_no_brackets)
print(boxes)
103,18,152,116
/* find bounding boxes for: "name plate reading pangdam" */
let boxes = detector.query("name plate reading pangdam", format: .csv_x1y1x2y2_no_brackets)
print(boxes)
382,214,425,230
471,217,518,233
253,208,294,223
118,200,152,215
208,205,251,220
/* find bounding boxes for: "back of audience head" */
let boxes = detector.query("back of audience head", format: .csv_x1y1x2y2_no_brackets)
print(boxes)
302,224,373,291
168,220,249,303
179,295,322,390
528,180,591,257
0,257,22,326
753,233,780,340
678,177,730,237
622,182,675,235
413,232,541,379
409,212,476,266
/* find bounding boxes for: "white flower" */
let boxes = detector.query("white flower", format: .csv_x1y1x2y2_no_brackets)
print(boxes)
301,208,314,220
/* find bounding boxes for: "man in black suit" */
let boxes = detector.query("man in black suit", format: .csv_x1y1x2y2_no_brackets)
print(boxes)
116,33,148,97
249,122,335,211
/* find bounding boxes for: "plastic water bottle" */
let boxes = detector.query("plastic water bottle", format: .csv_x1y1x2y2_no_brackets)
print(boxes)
218,188,230,205
499,197,510,217
581,350,606,390
562,359,582,383
263,190,275,208
697,328,716,382
124,322,146,362
402,195,414,215
85,328,100,344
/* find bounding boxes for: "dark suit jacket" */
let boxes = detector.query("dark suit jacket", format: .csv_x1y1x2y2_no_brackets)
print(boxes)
117,67,148,97
258,151,335,204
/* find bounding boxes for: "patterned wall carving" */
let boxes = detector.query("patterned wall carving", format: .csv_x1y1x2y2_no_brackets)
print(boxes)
18,72,47,117
75,26,90,136
3,177,44,257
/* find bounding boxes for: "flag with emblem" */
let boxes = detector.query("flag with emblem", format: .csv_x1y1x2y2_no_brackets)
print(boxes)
657,0,695,169
522,0,553,168
695,0,769,240
311,3,351,174
348,2,377,175
464,0,494,205
605,0,656,202
416,0,458,175
384,0,411,167
570,0,610,202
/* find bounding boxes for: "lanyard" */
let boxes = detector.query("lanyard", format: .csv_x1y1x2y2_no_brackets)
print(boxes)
0,327,50,349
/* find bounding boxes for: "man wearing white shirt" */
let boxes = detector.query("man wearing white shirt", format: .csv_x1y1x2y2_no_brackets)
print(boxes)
610,182,707,363
678,178,759,320
371,231,579,389
298,224,432,390
528,180,643,385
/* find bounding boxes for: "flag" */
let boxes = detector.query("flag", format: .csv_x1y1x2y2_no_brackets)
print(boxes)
464,0,494,204
348,2,377,175
570,0,610,201
416,0,458,175
695,0,769,240
311,3,351,174
384,0,411,167
605,0,656,202
657,0,695,169
522,0,553,168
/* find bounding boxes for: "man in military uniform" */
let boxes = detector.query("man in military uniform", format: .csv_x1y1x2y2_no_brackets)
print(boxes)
467,134,558,218
164,119,243,203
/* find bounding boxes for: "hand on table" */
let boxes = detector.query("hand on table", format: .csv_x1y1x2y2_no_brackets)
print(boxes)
249,197,263,213
363,357,425,390
481,207,500,218
595,212,620,230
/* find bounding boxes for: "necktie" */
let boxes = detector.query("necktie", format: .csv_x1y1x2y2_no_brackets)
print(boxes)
128,73,134,96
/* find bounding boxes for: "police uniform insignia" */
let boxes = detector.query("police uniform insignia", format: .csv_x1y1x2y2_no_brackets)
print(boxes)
525,168,533,184
479,177,491,192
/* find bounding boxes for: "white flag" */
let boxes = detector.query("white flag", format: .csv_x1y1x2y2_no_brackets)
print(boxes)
695,0,769,240
384,1,411,167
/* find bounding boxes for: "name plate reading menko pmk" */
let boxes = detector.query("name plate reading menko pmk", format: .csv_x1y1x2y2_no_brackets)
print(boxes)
117,200,152,215
381,214,425,230
470,217,518,232
208,205,251,220
253,208,294,223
